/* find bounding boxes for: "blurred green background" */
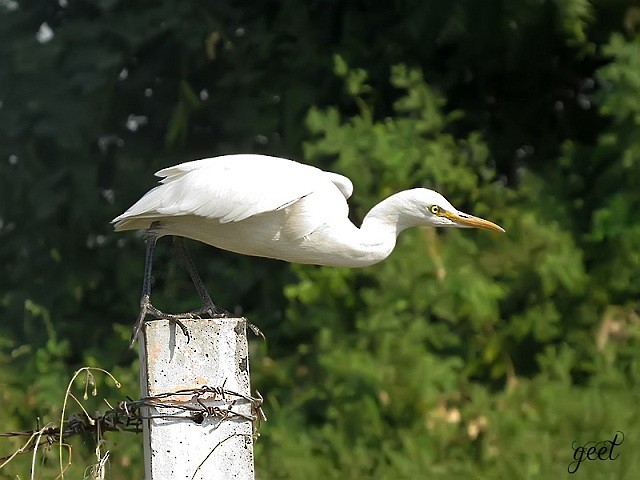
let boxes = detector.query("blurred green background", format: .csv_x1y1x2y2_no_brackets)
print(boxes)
1,0,639,478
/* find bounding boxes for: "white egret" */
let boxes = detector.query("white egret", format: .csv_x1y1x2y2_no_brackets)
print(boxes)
113,154,504,347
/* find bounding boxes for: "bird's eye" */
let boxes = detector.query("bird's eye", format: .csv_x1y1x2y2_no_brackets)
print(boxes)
430,205,440,215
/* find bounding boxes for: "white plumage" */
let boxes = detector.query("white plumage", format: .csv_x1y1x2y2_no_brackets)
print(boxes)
114,154,505,346
113,154,503,268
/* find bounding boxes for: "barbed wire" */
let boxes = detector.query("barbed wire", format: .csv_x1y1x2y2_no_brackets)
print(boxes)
0,386,266,463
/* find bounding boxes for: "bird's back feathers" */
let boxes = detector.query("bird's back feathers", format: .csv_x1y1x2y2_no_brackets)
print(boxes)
112,154,352,231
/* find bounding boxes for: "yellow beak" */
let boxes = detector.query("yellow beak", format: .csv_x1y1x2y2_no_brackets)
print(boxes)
444,211,505,233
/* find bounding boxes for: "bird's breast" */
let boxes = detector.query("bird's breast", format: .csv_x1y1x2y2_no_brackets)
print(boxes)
157,212,388,268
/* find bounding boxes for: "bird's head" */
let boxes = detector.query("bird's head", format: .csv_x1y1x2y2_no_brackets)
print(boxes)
404,188,505,233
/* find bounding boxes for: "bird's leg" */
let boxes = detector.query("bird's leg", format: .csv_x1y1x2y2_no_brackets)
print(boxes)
172,236,230,318
129,229,190,349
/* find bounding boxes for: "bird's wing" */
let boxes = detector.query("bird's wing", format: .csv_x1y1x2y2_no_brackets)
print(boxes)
279,181,351,240
324,172,353,199
113,155,351,230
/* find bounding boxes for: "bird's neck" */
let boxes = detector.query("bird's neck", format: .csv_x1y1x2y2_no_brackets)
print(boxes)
361,191,419,235
353,192,419,265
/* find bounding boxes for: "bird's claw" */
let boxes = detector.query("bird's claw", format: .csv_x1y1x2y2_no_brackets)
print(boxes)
129,298,235,349
129,296,192,349
189,303,231,319
248,322,266,340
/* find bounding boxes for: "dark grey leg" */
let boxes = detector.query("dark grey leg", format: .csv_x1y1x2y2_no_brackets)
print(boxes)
129,229,190,349
172,236,230,318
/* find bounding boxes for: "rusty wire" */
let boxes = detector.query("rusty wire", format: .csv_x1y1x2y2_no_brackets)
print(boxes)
0,386,266,462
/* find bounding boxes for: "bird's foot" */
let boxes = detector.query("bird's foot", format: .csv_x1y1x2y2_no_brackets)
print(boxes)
187,300,232,319
188,304,264,339
248,322,266,340
129,295,192,349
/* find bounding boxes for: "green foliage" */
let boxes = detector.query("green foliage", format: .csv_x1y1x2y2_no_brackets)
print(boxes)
256,42,640,478
0,305,142,478
1,0,640,478
597,33,640,126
